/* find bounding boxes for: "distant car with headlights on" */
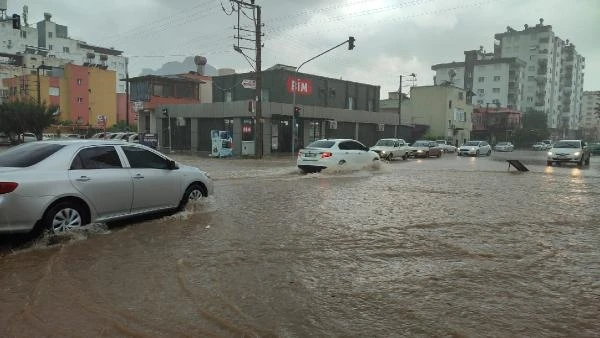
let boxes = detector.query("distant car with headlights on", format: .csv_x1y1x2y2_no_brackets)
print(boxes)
0,140,213,234
494,141,514,152
546,139,590,167
458,140,492,157
297,139,380,173
435,140,457,153
369,138,412,160
410,140,443,158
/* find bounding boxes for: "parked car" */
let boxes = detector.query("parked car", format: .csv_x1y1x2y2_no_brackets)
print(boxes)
128,134,140,143
0,140,213,234
435,140,457,153
370,138,412,160
494,141,514,152
588,143,600,156
533,141,551,151
458,140,492,156
297,139,380,173
541,139,553,150
410,140,443,158
0,133,10,146
20,132,38,143
546,139,591,167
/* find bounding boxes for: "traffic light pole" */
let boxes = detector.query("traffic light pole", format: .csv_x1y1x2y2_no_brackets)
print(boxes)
291,37,355,156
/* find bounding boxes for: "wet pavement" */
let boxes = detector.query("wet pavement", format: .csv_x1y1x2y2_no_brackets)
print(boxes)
1,151,599,337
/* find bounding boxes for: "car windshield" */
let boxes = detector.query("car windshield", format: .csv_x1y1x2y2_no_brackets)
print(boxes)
375,140,395,147
413,141,429,147
306,140,335,148
464,141,480,146
553,141,580,148
497,142,509,146
0,143,65,167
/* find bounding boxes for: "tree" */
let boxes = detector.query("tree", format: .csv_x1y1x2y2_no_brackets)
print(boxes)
0,98,58,141
595,102,600,120
108,120,136,132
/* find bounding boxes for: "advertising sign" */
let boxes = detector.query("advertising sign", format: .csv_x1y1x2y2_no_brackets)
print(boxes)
286,76,313,96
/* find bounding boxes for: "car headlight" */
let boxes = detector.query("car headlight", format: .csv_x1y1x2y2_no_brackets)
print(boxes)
470,147,476,151
574,152,580,156
380,150,386,154
416,150,423,153
547,152,553,156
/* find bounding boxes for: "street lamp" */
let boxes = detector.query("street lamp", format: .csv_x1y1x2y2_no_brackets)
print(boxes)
397,73,416,137
291,36,356,156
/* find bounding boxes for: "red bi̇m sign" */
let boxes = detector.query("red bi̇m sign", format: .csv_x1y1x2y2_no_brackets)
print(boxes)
286,77,313,96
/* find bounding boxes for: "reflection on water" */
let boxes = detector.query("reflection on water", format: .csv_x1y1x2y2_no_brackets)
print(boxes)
1,153,599,337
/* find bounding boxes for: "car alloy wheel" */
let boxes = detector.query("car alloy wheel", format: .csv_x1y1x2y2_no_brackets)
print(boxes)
179,183,207,210
43,201,86,233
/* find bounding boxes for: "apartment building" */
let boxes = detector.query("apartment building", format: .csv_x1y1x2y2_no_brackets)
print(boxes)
432,47,525,112
494,18,585,137
582,91,600,140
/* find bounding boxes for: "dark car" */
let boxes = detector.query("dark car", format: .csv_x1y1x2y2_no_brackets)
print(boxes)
411,140,443,158
588,143,600,156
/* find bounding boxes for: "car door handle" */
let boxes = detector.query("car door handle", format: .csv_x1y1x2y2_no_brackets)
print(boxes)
133,174,144,179
76,176,91,182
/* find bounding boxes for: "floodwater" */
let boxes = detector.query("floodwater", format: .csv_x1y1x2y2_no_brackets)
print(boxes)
1,151,599,337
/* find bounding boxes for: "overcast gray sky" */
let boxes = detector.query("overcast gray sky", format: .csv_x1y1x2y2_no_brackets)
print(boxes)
6,0,600,97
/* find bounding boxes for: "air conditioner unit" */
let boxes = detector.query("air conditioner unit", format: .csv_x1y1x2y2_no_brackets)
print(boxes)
328,120,337,129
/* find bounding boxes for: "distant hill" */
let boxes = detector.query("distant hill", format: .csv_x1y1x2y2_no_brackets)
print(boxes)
139,56,217,76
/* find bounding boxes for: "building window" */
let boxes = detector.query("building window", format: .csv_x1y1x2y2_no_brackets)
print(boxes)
492,99,500,105
477,89,485,95
20,30,27,38
77,79,82,85
261,88,270,102
48,32,53,38
478,77,485,83
477,99,484,105
493,76,501,81
348,97,354,110
77,97,83,103
448,100,452,109
458,92,464,100
493,88,500,93
368,100,373,112
527,97,533,102
63,46,69,53
224,91,232,102
48,45,53,50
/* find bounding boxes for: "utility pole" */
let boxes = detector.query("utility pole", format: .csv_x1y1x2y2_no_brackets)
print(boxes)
228,0,263,158
397,73,416,138
125,58,130,128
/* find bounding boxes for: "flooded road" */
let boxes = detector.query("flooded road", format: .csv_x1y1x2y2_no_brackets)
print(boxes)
1,151,599,337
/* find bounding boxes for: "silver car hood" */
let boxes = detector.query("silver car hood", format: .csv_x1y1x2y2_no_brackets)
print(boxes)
0,167,23,173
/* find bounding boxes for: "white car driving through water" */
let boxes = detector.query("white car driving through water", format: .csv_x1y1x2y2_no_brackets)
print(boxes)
297,139,380,173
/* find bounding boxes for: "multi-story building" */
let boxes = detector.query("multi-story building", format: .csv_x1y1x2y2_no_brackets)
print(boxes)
432,47,526,112
394,85,473,147
582,91,600,141
471,106,521,144
494,19,585,137
2,63,118,131
0,5,128,123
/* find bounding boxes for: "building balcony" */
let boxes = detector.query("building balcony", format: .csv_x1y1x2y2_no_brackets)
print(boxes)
537,68,547,75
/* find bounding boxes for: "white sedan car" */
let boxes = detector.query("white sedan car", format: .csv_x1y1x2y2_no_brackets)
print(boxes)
0,140,213,234
494,142,514,152
458,140,492,156
297,139,380,173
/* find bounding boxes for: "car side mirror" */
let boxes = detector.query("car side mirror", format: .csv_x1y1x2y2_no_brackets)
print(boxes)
167,160,179,170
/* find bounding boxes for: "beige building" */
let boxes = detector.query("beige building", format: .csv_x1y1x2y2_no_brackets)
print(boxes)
401,85,474,146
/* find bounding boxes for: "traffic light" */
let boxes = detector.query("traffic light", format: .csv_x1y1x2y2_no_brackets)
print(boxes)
293,106,301,118
162,108,168,117
12,14,20,30
348,36,355,50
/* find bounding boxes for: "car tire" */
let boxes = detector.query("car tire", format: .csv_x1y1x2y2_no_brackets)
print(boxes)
178,183,207,211
402,153,408,160
42,201,87,233
437,151,441,158
487,150,491,156
388,153,394,161
585,156,590,165
475,150,479,157
425,151,429,158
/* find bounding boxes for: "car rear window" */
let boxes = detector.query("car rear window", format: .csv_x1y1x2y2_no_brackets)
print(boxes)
0,143,65,167
306,140,335,148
